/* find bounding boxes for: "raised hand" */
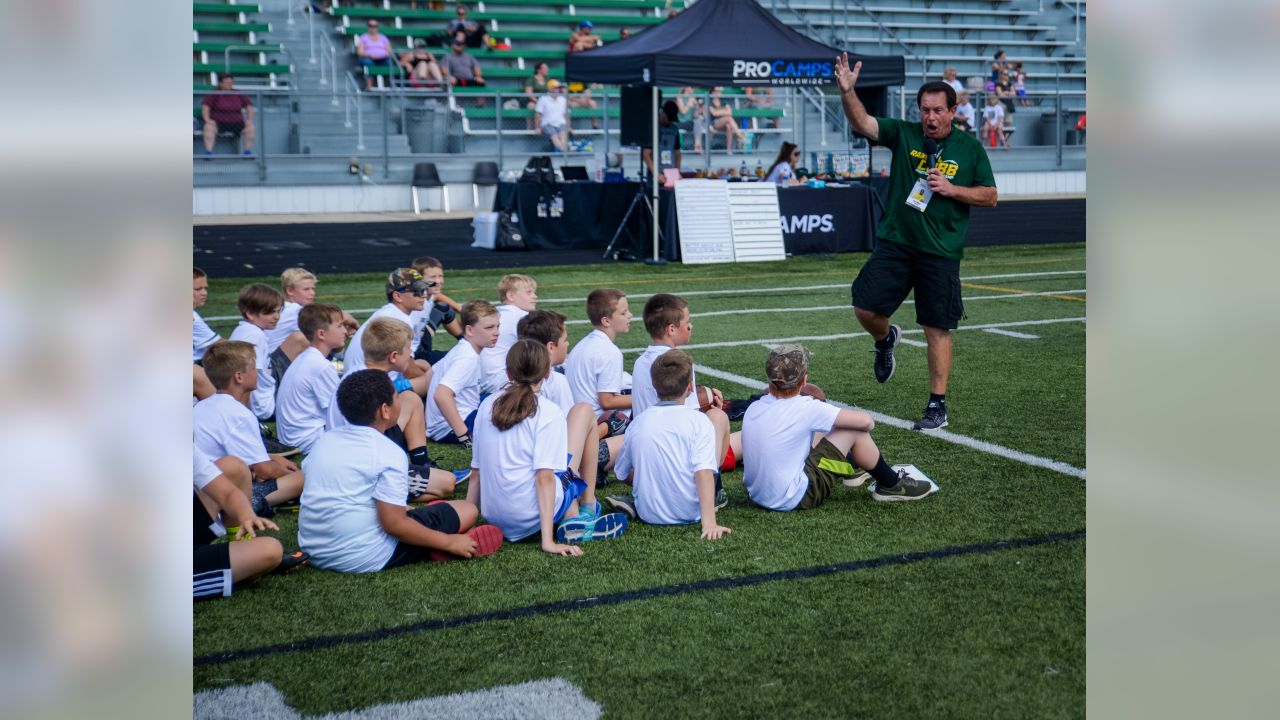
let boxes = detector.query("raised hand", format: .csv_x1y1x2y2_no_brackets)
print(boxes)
834,53,862,94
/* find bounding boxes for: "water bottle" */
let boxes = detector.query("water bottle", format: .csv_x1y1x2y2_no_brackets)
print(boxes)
755,159,764,178
739,159,748,178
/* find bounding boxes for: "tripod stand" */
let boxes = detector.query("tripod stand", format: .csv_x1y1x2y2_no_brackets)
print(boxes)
602,178,662,261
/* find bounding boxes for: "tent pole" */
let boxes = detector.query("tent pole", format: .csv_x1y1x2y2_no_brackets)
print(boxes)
646,83,665,265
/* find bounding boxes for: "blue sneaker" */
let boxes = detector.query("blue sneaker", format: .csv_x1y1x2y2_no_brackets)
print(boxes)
555,511,628,543
453,468,473,484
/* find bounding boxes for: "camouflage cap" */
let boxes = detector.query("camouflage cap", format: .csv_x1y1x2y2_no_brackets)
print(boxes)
765,344,811,391
387,267,432,295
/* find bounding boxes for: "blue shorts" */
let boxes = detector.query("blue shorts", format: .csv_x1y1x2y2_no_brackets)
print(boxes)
358,56,394,68
434,407,479,444
553,472,588,524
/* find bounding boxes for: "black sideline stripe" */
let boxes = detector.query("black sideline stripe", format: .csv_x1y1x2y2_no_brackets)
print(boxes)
195,529,1084,667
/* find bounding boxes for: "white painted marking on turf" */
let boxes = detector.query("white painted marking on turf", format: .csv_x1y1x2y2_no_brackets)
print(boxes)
621,316,1086,353
203,276,1086,322
692,364,1086,480
984,328,1041,339
897,337,929,348
194,678,602,720
555,289,1087,326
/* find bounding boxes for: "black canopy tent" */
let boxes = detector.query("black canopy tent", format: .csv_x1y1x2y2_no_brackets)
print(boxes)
565,0,905,261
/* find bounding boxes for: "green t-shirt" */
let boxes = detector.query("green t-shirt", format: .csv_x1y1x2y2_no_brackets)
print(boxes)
873,116,996,259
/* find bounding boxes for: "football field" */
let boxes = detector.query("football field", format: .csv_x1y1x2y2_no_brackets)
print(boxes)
195,242,1085,718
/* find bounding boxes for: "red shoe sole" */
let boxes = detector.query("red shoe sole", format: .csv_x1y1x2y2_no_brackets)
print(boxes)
430,525,503,562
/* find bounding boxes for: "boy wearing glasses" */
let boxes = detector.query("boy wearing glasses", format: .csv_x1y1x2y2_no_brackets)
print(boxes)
342,269,433,395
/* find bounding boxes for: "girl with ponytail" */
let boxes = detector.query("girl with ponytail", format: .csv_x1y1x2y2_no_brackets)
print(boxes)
468,339,629,555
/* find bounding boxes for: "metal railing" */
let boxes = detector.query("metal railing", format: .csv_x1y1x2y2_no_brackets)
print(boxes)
344,74,365,150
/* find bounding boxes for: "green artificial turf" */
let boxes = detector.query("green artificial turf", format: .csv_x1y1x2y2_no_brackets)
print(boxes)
195,243,1085,718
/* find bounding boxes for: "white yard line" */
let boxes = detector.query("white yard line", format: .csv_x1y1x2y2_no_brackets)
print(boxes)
204,271,1085,322
984,328,1041,339
693,363,1087,480
896,337,930,348
623,316,1086,353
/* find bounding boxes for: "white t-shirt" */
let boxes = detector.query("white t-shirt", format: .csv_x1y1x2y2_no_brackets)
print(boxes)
944,78,965,95
275,347,340,453
265,301,302,353
535,94,568,129
193,393,270,466
298,425,408,573
614,403,717,525
478,304,529,395
426,340,483,440
193,311,220,363
193,447,226,538
325,382,347,431
344,303,413,376
765,161,795,187
538,370,576,416
471,393,568,541
981,103,1005,127
228,320,276,420
630,343,700,418
741,394,841,511
955,102,976,128
564,329,624,414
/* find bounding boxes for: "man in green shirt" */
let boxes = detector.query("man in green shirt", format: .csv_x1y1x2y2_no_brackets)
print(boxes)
835,53,998,431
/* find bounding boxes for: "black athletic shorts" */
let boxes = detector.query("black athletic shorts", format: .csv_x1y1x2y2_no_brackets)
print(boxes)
193,542,232,600
382,502,463,569
269,347,291,388
194,493,222,545
850,239,965,330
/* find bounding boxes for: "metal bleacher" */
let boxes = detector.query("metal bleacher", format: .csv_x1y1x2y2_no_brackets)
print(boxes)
192,1,292,90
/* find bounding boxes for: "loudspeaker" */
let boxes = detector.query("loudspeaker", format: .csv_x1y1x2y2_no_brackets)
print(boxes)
620,85,656,147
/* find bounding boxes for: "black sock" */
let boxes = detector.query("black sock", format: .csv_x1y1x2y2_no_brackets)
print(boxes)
929,393,946,406
408,446,430,467
868,455,899,488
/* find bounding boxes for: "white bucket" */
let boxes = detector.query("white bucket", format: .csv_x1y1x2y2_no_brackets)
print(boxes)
471,212,499,249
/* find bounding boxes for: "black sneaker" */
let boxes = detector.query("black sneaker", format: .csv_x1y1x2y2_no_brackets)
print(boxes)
603,494,636,519
869,470,938,502
272,550,310,575
259,424,300,457
873,325,901,384
714,488,729,510
912,402,948,431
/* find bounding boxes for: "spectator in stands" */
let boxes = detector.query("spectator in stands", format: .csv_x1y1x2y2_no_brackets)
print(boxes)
1012,62,1029,106
981,95,1008,148
356,19,395,91
990,50,1007,86
677,87,706,152
954,91,976,133
400,40,445,88
201,74,255,157
995,70,1016,116
448,4,488,49
618,28,631,40
535,80,571,153
441,39,485,87
745,86,780,129
709,87,746,154
764,141,801,187
524,62,550,129
942,67,964,96
568,21,601,53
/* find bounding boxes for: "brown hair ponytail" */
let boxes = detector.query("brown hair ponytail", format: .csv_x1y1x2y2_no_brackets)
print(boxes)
491,339,550,431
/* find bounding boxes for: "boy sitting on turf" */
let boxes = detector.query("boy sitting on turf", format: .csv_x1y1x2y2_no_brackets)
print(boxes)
193,267,220,363
608,350,732,540
742,344,938,509
629,293,742,476
193,449,289,600
478,273,539,394
518,310,625,490
409,256,463,365
228,283,283,421
343,269,433,393
346,317,462,501
426,300,501,446
193,341,305,516
468,339,628,553
275,303,347,454
564,288,633,438
262,268,316,383
299,370,502,573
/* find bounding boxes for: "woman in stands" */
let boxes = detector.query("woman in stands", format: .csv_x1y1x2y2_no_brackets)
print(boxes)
709,87,746,155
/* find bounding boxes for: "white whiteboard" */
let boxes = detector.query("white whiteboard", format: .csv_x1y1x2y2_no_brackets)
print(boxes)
727,183,786,262
674,180,735,264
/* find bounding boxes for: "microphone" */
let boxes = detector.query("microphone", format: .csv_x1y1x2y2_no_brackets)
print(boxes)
923,138,939,170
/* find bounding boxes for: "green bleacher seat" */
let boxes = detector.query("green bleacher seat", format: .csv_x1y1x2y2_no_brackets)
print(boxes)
364,65,561,80
339,26,623,43
193,2,261,14
333,7,664,26
398,0,671,7
193,62,289,75
194,21,270,33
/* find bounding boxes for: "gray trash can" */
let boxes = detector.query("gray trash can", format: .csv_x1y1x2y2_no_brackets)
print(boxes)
405,106,438,154
446,108,465,153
